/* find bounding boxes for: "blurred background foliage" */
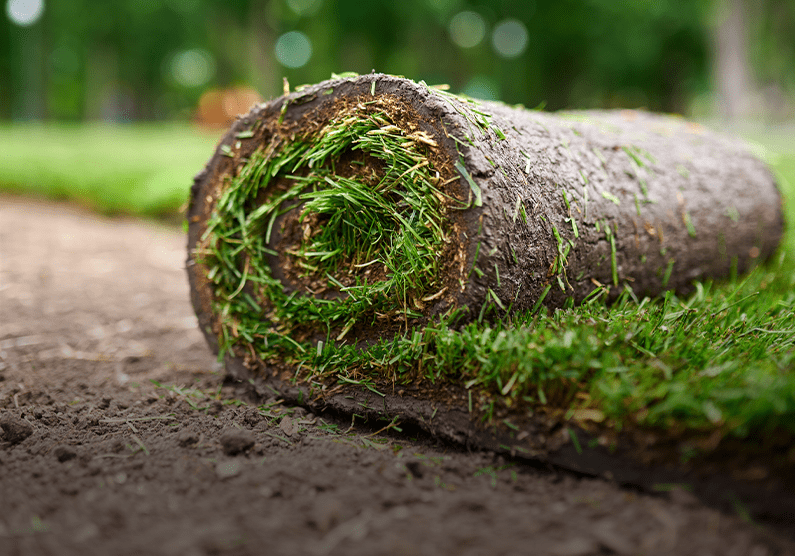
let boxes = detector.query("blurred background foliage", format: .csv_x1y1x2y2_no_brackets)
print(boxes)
2,0,794,123
1,0,793,218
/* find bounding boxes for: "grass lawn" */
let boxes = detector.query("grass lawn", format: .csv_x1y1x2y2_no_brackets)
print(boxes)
0,123,221,219
2,121,794,450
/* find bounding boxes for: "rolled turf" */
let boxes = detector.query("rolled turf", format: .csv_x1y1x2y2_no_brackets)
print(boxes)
186,74,792,528
187,73,782,358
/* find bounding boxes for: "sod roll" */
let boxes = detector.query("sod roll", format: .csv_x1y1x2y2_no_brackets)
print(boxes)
187,74,784,363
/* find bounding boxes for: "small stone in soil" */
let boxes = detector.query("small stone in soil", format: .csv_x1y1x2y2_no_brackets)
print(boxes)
220,428,255,456
52,445,78,462
280,416,299,436
216,460,242,479
0,414,34,445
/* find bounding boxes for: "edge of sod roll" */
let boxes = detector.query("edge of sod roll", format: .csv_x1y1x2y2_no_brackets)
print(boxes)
187,74,793,533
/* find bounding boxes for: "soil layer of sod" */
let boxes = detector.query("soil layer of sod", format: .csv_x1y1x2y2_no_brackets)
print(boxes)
187,75,792,533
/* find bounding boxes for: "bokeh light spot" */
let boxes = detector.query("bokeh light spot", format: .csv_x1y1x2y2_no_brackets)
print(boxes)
171,49,215,88
448,11,486,49
462,75,499,101
286,0,322,16
6,0,44,26
275,31,313,69
492,19,529,59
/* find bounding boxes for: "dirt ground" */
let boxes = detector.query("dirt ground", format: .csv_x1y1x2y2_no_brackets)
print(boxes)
1,195,793,556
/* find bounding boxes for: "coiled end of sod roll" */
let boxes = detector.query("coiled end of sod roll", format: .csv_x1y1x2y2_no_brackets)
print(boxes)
187,76,475,368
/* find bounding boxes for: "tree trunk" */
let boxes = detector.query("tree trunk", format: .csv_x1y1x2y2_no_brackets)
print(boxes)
712,0,757,120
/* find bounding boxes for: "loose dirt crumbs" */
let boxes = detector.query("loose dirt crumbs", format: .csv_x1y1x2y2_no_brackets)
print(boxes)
1,195,792,556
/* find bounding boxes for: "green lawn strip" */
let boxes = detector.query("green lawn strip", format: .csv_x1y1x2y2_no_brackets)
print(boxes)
307,258,795,440
0,124,219,218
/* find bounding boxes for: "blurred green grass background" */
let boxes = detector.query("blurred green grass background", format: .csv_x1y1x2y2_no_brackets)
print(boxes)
0,124,220,219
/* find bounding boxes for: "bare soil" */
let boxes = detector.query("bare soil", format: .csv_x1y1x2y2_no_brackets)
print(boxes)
1,195,793,556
